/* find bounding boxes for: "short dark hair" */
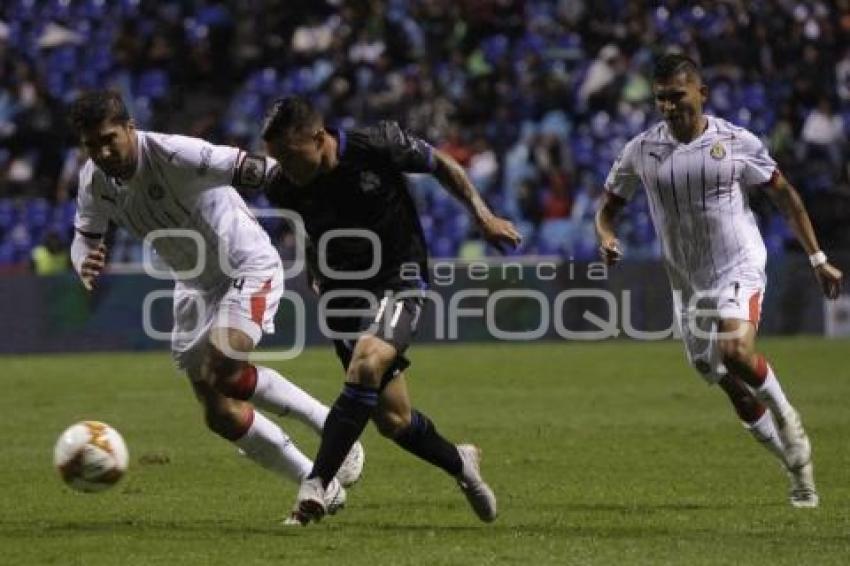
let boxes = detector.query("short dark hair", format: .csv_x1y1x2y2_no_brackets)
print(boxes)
69,89,130,134
261,96,322,142
653,53,701,82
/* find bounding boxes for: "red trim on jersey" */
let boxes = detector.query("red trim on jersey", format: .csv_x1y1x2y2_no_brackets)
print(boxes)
748,291,761,326
250,279,272,325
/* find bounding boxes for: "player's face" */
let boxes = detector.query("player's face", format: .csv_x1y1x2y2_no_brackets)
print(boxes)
80,120,137,179
265,130,324,187
653,71,707,137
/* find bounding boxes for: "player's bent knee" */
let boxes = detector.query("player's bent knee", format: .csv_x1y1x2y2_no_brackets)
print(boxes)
202,400,250,440
347,357,383,387
347,337,395,387
373,409,411,438
202,342,249,393
718,338,753,368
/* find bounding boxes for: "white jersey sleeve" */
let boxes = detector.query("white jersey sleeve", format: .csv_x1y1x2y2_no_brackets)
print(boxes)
604,137,642,200
74,161,109,238
146,133,274,193
738,130,777,187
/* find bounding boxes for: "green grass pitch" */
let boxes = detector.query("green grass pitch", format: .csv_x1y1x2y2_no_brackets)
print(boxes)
2,338,849,565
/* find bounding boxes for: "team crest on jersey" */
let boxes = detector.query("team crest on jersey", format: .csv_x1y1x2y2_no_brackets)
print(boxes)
360,171,381,192
709,142,726,160
147,183,165,200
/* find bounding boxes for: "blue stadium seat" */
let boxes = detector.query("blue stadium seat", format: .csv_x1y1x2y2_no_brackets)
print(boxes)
538,219,574,256
25,199,50,229
136,69,169,100
481,35,509,65
0,241,18,265
0,199,18,233
47,46,78,74
431,236,458,258
571,135,595,168
249,68,280,97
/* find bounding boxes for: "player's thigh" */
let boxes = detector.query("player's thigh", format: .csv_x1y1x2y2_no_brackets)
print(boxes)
172,284,217,371
328,291,423,386
348,335,398,386
215,270,284,352
716,318,757,362
715,281,763,359
677,305,725,383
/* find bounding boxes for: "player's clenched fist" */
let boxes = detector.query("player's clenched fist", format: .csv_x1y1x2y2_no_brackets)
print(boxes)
599,237,623,266
80,244,107,291
478,214,522,254
815,263,843,300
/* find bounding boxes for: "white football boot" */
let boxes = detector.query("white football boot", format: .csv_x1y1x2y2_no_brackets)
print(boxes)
336,441,365,487
456,444,497,522
775,407,818,508
283,476,346,526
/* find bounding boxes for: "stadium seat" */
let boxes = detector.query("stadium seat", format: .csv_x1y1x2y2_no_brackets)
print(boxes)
136,69,169,100
0,241,16,265
24,199,51,229
0,200,18,233
431,236,458,258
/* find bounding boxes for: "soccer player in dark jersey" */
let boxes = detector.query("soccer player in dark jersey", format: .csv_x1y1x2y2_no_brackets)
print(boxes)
261,96,521,524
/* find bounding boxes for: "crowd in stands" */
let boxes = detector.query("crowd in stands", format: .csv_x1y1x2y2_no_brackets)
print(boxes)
1,0,849,270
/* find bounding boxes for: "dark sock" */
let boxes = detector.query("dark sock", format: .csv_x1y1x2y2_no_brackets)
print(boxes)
308,383,377,487
393,409,463,476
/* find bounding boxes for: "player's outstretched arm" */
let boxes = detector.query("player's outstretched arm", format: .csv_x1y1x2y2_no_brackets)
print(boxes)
70,233,107,291
432,150,521,253
594,191,627,265
764,172,843,299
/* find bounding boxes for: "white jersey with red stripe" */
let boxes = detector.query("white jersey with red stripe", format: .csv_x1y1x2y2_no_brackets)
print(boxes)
74,130,280,289
605,115,775,294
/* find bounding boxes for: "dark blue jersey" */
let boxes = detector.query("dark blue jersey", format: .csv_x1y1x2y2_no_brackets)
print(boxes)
266,121,435,291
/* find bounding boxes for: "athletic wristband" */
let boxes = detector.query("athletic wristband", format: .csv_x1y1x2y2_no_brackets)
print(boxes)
809,251,827,268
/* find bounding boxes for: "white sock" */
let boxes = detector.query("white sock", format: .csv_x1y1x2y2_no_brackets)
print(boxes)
743,410,785,462
235,410,312,483
754,366,793,419
250,366,329,433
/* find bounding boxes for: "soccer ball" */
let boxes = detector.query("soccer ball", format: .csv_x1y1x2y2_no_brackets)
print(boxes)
53,421,129,492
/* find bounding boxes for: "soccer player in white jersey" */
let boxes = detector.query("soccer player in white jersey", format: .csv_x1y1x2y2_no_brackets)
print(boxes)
596,54,843,508
68,90,363,513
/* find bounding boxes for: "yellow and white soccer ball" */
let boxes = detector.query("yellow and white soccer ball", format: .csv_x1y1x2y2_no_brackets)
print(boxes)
53,421,129,492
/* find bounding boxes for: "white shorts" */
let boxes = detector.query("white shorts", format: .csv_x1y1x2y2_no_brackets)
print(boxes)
171,269,284,372
674,276,765,384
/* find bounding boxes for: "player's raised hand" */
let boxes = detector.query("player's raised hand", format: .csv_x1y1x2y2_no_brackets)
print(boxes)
599,237,623,266
478,214,522,254
815,262,843,300
80,243,108,291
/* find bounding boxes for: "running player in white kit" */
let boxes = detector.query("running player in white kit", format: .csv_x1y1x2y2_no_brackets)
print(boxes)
596,55,843,507
68,90,362,512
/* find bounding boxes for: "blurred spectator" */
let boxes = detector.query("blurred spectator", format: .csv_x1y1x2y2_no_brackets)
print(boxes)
30,230,69,275
1,0,850,265
801,98,846,178
577,44,626,114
